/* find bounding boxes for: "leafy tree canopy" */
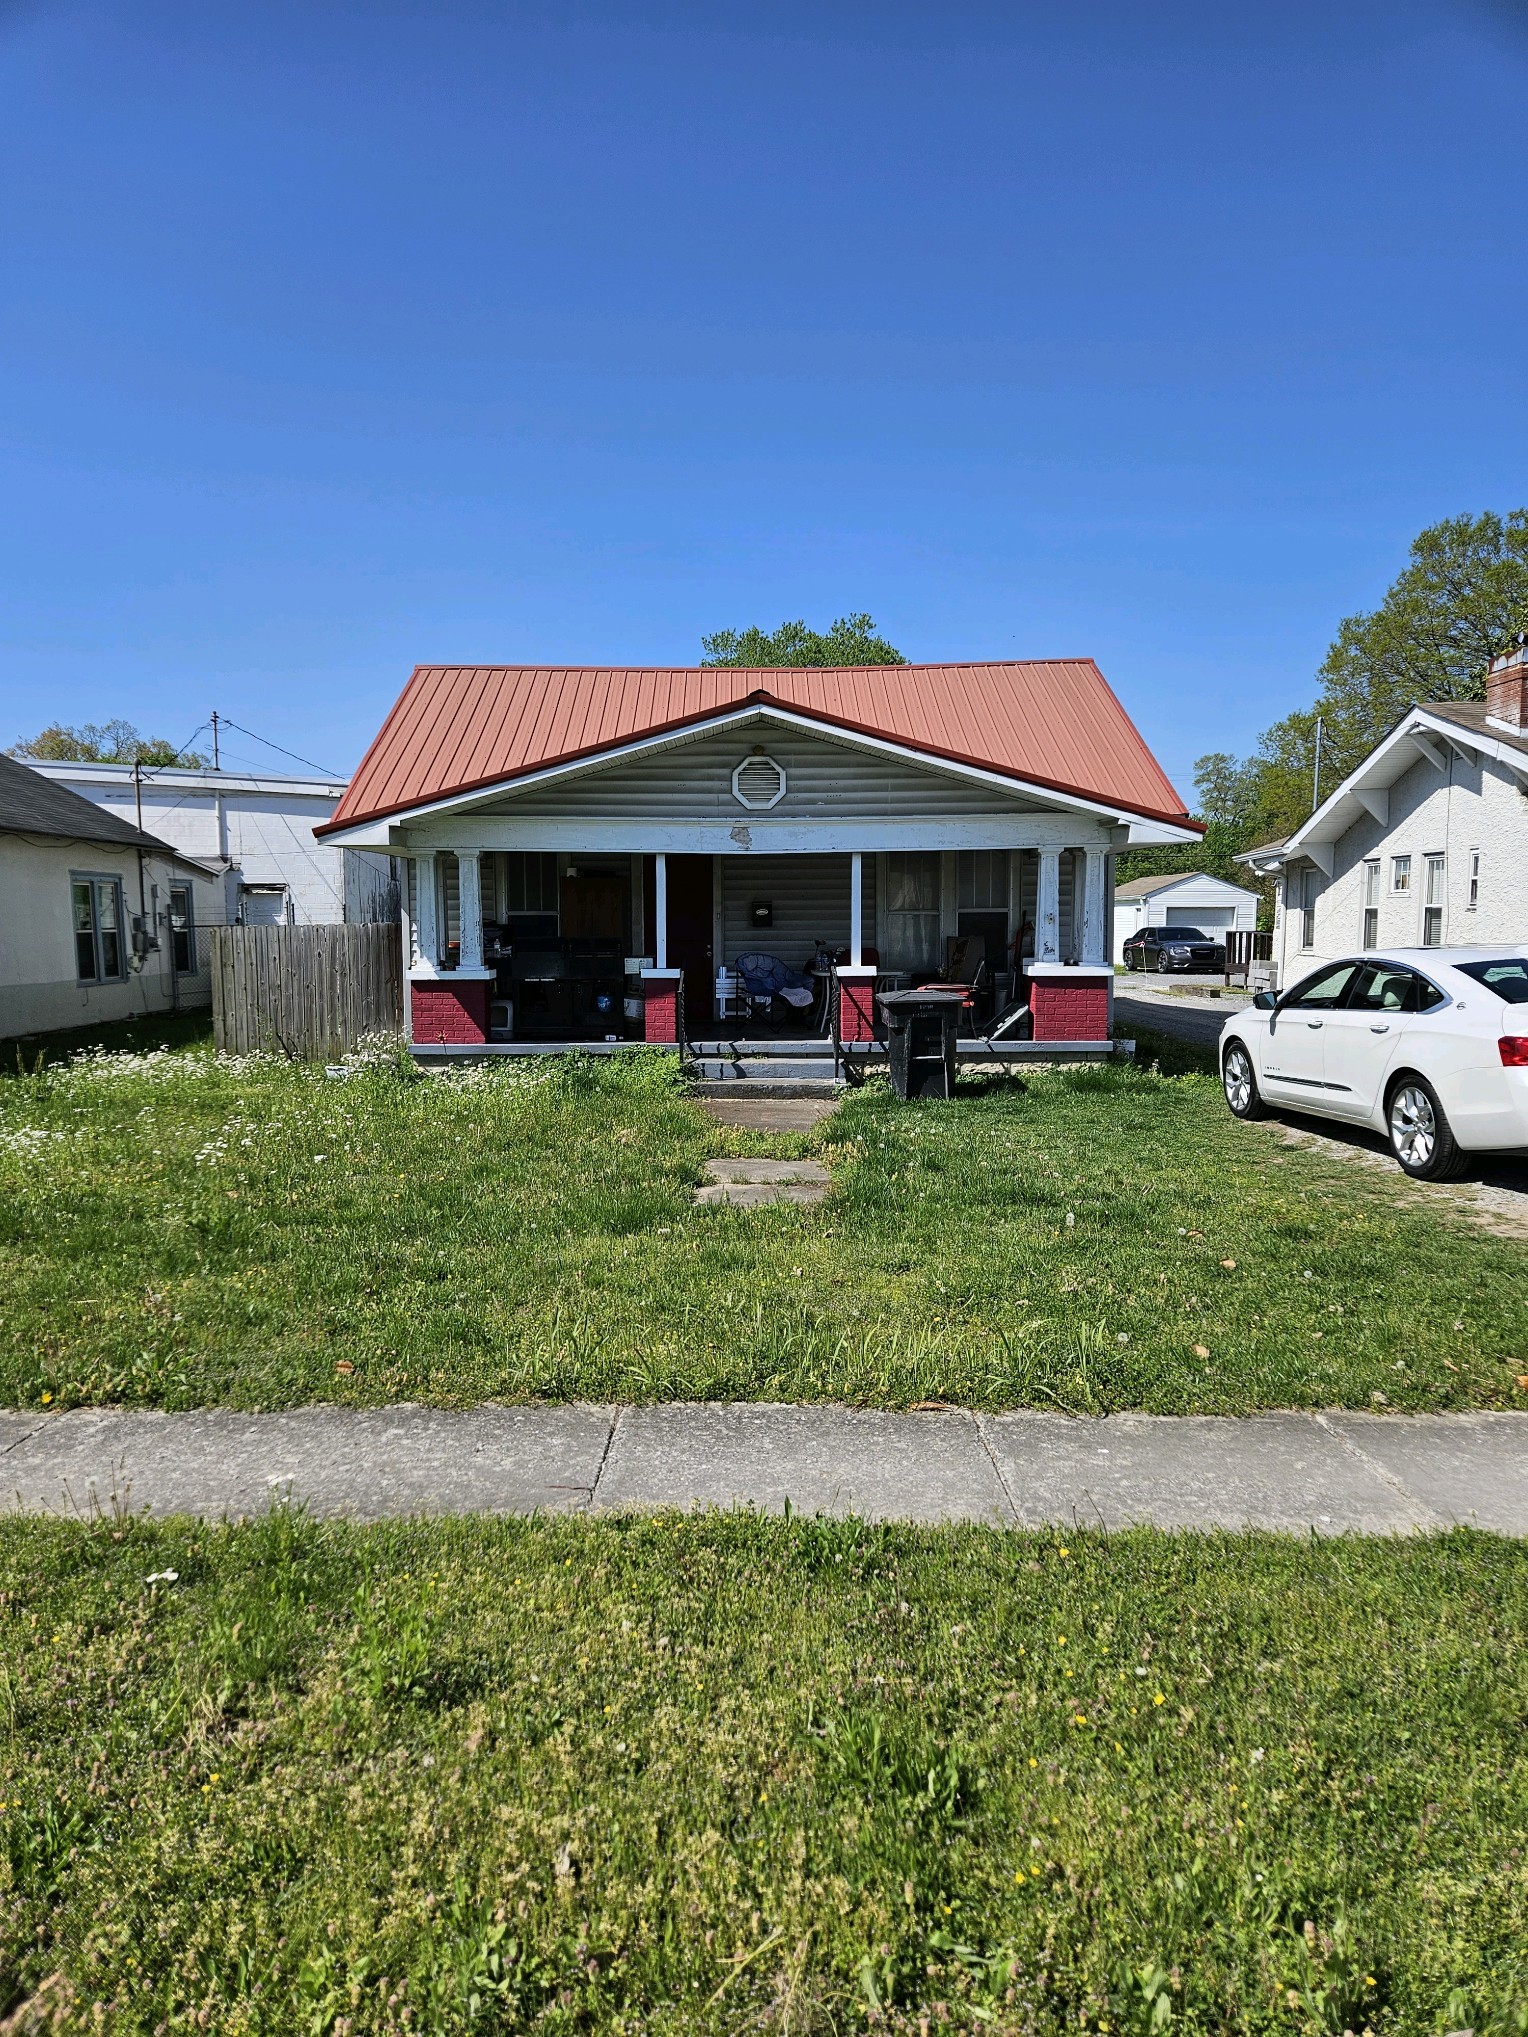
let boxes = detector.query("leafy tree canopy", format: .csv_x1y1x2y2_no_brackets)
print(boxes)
701,613,906,667
9,720,209,768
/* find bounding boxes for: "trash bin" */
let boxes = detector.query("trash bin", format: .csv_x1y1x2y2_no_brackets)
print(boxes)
877,988,964,1100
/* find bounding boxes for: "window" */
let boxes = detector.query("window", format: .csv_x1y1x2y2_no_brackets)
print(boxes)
1456,958,1528,1003
1361,860,1380,949
956,850,1009,912
1348,963,1423,1014
1468,849,1481,910
71,876,125,984
501,853,558,916
1391,854,1411,894
1283,960,1361,1010
1298,867,1319,950
1422,854,1445,946
883,851,941,974
167,884,195,973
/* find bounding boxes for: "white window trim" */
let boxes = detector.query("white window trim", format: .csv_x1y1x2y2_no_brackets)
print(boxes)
1390,853,1412,895
70,872,127,985
1467,847,1481,911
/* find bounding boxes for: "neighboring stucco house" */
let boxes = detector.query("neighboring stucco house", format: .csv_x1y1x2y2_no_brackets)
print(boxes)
316,660,1199,1053
0,752,220,1038
1237,641,1528,985
1111,870,1260,964
27,762,398,929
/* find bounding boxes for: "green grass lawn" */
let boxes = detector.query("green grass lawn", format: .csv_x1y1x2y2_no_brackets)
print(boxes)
1,1039,1524,1414
1,1512,1523,2034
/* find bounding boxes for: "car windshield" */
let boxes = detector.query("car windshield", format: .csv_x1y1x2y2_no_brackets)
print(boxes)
1161,928,1210,942
1454,958,1528,1004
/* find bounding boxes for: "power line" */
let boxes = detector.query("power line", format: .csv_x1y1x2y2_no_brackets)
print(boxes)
213,717,342,779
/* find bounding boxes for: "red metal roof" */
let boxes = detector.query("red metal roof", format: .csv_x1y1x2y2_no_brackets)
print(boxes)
319,662,1194,833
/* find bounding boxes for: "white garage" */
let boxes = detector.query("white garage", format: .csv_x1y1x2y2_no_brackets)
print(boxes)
1114,871,1260,964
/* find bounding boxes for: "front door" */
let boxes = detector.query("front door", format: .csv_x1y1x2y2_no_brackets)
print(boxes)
1261,959,1360,1102
664,855,714,1031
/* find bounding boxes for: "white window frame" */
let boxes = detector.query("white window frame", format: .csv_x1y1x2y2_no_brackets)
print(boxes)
1361,859,1380,950
1421,852,1445,947
71,873,127,985
1299,866,1318,951
167,882,196,975
1390,854,1411,895
1467,848,1481,911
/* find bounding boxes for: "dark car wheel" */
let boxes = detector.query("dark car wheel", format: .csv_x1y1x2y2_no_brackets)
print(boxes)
1387,1076,1469,1182
1155,950,1170,973
1222,1042,1269,1121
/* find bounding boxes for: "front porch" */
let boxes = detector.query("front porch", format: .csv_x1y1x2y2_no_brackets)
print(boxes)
402,844,1121,1067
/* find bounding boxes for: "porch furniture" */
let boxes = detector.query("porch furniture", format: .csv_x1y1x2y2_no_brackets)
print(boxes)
734,952,816,1029
714,967,741,1022
877,987,965,1100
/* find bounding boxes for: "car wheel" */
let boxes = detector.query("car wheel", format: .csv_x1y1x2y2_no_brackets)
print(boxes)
1156,951,1169,974
1222,1042,1269,1121
1387,1076,1469,1182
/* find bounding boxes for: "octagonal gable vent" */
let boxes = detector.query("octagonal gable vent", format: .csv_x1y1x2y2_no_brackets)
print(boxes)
731,752,787,810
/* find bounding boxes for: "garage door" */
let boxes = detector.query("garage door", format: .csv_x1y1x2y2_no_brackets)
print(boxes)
1166,905,1232,931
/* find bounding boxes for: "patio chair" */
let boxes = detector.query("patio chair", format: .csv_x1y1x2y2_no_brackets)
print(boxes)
917,934,990,1034
733,952,816,1031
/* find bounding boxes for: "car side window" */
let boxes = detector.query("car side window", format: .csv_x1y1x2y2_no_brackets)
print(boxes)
1348,964,1418,1013
1413,974,1447,1012
1282,961,1360,1010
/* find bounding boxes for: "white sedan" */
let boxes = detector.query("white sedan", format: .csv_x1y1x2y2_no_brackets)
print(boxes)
1218,947,1528,1180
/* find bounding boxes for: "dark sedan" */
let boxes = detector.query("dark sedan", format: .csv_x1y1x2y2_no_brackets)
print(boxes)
1121,924,1227,973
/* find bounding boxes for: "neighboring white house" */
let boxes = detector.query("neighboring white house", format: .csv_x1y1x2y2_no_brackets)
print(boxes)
1111,870,1260,964
0,752,222,1037
26,762,398,928
1237,642,1528,986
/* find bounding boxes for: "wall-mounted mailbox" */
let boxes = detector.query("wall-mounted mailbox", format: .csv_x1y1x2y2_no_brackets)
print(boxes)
750,900,773,928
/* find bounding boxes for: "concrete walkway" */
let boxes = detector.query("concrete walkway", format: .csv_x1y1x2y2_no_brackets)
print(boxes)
3,1404,1524,1534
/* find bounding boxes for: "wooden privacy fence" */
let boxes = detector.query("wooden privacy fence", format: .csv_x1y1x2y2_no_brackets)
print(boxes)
210,924,403,1060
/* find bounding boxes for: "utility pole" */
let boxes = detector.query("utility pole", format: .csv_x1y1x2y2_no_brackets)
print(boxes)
133,756,144,832
1311,717,1324,815
211,711,221,769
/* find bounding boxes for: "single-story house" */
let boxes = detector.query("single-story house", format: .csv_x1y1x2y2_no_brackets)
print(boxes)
317,661,1198,1053
1111,870,1259,964
0,752,221,1038
29,761,398,931
1237,641,1528,984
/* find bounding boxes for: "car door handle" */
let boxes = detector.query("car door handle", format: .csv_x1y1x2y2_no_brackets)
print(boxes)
1305,1019,1323,1029
1369,1023,1390,1034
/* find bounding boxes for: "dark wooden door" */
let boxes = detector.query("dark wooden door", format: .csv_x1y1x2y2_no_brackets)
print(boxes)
663,855,714,1029
560,869,628,944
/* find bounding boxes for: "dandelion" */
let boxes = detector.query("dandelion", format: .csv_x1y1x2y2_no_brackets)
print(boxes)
1153,1693,1166,1706
40,1391,53,1405
1058,1546,1069,1559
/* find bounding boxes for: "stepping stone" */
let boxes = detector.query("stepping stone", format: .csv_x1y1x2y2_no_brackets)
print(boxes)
693,1181,828,1208
703,1158,829,1184
698,1096,839,1131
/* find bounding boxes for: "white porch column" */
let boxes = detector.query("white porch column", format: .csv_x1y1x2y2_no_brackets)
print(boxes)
1078,848,1109,966
457,849,484,972
849,851,863,966
654,852,668,970
413,850,439,974
1036,848,1061,963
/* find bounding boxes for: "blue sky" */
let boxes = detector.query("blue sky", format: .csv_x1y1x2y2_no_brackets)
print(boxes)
2,0,1525,797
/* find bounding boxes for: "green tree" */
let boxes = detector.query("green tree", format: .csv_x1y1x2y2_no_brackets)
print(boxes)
700,613,906,667
9,719,209,767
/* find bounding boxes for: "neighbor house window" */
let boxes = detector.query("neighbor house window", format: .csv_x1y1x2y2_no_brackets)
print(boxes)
167,884,195,973
1468,848,1481,910
1391,854,1411,894
1361,860,1380,949
883,851,941,973
71,875,125,984
1299,867,1318,950
1422,853,1445,946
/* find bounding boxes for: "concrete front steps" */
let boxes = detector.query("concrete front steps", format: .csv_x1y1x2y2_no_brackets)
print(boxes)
687,1037,840,1092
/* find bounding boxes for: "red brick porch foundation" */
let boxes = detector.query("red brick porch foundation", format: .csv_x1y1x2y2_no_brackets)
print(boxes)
1029,967,1111,1042
836,966,877,1043
410,976,490,1046
641,969,683,1044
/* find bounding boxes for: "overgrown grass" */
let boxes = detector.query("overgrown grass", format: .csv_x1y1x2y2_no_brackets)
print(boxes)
1,1511,1523,2033
1,1043,1524,1413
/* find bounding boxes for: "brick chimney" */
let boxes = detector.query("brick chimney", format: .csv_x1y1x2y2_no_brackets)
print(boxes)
1486,634,1528,732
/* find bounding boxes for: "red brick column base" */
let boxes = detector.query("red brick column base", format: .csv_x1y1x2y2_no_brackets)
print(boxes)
411,977,489,1046
642,970,682,1044
836,967,878,1043
1030,971,1111,1042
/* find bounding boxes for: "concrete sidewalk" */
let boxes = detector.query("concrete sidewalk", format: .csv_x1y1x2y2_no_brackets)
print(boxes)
3,1403,1525,1534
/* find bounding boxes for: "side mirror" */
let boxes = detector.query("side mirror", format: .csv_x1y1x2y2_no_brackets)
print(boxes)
1252,990,1277,1011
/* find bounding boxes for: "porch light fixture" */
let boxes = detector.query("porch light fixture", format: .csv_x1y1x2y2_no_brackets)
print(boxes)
731,753,787,810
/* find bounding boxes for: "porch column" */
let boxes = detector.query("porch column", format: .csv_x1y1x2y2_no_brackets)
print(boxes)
1036,848,1062,964
849,851,863,966
457,849,484,972
654,852,668,969
1078,848,1109,967
413,850,439,973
